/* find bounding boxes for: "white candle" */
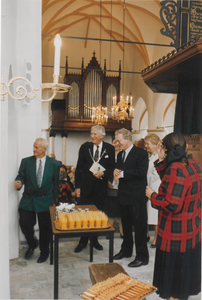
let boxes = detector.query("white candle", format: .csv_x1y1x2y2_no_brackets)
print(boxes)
112,107,115,118
54,34,62,76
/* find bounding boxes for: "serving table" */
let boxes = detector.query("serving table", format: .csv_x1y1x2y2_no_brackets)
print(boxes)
49,205,115,299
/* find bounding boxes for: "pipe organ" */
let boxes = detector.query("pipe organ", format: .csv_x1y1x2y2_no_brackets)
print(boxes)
51,52,131,134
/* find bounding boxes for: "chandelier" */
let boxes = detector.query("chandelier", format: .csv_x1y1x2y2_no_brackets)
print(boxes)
111,94,134,122
91,104,108,125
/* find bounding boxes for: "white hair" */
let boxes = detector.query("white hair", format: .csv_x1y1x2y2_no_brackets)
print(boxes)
91,125,106,136
35,138,48,150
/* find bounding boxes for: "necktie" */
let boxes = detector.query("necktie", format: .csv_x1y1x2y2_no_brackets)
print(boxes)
122,151,126,163
94,146,99,162
37,159,42,187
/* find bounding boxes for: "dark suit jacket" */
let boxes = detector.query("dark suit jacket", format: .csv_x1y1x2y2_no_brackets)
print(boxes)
117,145,148,205
75,141,115,197
16,156,60,213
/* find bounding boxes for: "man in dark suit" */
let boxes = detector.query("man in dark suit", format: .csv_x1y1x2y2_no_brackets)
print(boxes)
14,138,60,263
74,125,115,253
113,128,149,267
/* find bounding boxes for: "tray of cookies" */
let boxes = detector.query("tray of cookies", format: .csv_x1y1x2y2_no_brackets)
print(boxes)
81,273,156,300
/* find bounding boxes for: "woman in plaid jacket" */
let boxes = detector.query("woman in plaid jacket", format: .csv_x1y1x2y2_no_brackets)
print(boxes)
146,132,201,300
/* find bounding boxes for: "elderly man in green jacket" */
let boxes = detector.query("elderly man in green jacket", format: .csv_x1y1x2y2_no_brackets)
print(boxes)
14,138,60,263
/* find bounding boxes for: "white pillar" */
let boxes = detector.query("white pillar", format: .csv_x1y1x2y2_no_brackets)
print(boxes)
147,129,166,139
41,129,49,141
62,137,67,164
49,131,56,157
62,132,68,164
132,131,142,143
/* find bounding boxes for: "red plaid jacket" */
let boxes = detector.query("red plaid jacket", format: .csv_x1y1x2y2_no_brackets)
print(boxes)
150,155,201,252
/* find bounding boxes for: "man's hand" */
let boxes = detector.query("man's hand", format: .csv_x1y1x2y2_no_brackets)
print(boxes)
75,188,81,198
108,181,114,189
113,169,121,182
14,180,22,189
113,168,121,176
71,191,76,197
93,171,104,179
145,186,155,199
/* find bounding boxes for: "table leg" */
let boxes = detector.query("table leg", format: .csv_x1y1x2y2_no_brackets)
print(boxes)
109,232,114,263
54,235,59,299
50,232,53,265
90,236,93,262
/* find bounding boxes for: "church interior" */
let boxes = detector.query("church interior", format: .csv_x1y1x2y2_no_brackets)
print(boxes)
1,0,201,299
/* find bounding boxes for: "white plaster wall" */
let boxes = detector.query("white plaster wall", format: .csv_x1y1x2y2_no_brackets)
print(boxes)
164,100,176,134
0,82,10,298
1,1,18,297
15,0,42,160
0,0,42,298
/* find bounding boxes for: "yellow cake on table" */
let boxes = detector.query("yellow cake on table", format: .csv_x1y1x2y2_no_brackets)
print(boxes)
58,211,108,229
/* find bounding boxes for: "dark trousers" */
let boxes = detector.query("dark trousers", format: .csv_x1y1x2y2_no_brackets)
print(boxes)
78,188,106,246
79,236,99,247
120,201,149,263
81,183,106,211
19,208,51,255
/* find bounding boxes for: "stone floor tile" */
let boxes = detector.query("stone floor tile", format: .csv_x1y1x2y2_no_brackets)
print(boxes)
9,232,201,300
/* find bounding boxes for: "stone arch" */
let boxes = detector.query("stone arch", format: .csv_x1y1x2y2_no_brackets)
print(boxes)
132,97,147,131
153,94,176,130
139,108,148,138
163,97,176,134
132,97,148,141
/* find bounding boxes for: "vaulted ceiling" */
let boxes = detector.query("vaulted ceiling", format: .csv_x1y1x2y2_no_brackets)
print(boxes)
42,0,173,95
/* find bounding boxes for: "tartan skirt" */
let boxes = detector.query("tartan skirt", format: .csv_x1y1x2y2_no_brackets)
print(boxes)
153,242,201,299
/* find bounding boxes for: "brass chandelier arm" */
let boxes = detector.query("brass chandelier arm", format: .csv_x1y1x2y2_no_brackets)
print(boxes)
84,104,94,110
87,104,108,126
84,104,113,113
111,95,134,122
68,105,80,110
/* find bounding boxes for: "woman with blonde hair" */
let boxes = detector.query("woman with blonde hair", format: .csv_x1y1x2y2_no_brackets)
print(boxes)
144,133,161,247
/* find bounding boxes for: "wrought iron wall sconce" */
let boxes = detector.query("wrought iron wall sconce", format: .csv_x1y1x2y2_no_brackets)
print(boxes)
0,34,72,102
